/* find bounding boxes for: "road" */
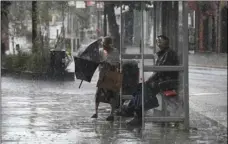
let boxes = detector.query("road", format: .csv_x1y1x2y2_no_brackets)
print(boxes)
189,66,227,127
1,66,227,143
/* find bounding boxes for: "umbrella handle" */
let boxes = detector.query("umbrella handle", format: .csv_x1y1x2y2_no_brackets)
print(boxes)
79,80,83,89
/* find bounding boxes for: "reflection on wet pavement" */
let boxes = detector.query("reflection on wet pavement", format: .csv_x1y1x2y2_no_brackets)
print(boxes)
1,77,227,144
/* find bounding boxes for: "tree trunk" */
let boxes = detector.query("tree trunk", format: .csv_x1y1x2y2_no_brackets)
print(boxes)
105,3,120,51
1,1,11,54
45,2,50,49
32,1,38,53
62,3,65,50
221,7,227,53
103,6,107,36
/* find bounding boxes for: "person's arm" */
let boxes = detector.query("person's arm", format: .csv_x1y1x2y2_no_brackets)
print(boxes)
146,53,169,83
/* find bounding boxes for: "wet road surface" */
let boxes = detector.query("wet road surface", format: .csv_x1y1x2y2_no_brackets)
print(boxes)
1,67,227,144
189,66,227,128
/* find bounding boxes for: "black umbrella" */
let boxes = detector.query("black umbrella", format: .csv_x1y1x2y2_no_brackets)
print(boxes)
77,39,102,62
74,39,101,88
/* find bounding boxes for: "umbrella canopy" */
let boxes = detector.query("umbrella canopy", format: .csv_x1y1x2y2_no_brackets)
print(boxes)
74,39,101,87
74,57,99,82
77,39,102,62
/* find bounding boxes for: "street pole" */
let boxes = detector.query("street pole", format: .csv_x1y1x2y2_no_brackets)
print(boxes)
62,3,66,50
183,1,189,130
71,6,74,54
153,2,157,64
141,2,145,129
96,2,100,38
103,5,107,36
119,2,123,114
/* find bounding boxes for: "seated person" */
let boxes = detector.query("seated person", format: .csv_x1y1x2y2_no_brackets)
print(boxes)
119,35,179,126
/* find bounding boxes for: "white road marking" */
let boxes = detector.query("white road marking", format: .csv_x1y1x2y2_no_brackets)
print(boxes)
190,92,227,96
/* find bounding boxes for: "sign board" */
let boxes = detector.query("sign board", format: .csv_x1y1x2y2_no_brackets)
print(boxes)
76,1,86,8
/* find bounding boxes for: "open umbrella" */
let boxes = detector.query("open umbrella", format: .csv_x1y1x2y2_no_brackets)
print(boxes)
74,39,101,88
77,39,102,62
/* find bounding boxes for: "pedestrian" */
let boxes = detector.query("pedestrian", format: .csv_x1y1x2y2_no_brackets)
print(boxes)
118,35,179,126
91,36,120,121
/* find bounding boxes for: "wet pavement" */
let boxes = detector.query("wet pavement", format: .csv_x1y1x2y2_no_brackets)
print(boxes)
1,67,227,144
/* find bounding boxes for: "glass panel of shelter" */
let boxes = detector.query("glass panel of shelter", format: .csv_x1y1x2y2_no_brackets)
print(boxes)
145,1,188,129
119,1,189,129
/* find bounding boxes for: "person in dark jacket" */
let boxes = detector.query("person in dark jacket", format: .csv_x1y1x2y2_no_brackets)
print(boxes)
120,35,179,126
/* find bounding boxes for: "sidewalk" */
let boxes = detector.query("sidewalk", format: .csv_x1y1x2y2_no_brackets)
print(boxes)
2,76,227,143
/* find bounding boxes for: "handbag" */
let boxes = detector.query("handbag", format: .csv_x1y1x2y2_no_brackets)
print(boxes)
97,69,123,92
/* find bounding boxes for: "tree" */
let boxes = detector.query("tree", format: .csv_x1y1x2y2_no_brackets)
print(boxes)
8,1,31,36
32,1,38,53
104,1,152,51
1,1,11,53
39,1,53,49
49,1,69,50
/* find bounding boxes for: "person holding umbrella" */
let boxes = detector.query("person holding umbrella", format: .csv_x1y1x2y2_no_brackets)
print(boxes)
91,36,120,121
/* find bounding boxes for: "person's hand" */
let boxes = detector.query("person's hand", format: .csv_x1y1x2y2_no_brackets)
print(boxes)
100,61,108,65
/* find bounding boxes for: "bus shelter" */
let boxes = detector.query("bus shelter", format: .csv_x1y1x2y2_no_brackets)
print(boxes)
118,1,189,129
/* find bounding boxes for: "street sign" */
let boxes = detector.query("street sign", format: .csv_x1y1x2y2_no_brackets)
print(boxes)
86,1,95,7
76,1,86,8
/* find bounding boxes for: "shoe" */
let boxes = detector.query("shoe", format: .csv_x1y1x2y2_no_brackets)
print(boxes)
127,117,142,126
116,110,134,117
106,115,114,121
91,114,98,118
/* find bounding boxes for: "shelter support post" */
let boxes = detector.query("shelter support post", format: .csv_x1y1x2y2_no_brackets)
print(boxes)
182,1,189,130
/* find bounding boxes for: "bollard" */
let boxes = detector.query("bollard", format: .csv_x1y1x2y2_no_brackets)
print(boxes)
57,29,59,38
73,39,76,52
16,44,20,52
77,38,80,50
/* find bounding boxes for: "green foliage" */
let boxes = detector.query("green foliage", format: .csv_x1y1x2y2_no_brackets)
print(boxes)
26,51,50,73
2,49,50,73
2,53,30,71
39,2,53,24
40,12,52,23
197,1,213,13
13,53,31,71
2,54,15,71
49,1,69,15
1,1,11,11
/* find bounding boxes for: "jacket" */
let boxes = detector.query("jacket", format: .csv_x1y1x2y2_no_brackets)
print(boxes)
148,47,179,83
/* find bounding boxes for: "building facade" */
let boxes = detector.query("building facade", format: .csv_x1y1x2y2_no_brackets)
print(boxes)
189,1,227,53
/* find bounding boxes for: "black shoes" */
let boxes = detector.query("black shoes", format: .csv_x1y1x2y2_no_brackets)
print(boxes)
91,114,98,118
127,117,142,126
116,110,134,117
106,115,114,121
91,114,114,121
